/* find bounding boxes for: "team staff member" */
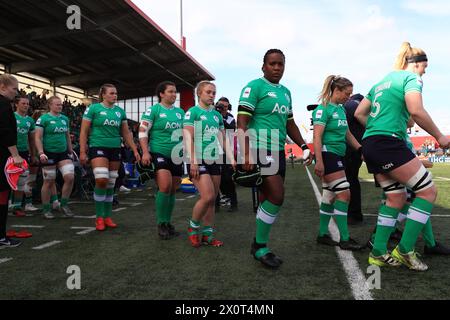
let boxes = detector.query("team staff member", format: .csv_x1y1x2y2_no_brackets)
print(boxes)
355,42,450,271
139,81,185,240
80,84,140,231
215,98,238,212
313,76,363,251
0,74,23,248
343,94,365,224
237,49,313,269
35,96,75,219
183,81,236,248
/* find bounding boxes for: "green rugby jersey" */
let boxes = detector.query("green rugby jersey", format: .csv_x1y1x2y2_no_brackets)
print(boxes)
141,103,185,158
238,77,293,151
183,105,224,161
312,103,348,156
83,103,127,148
36,113,69,153
15,112,35,152
363,70,423,141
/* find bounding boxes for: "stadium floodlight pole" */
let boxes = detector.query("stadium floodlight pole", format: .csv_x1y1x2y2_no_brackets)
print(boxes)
180,0,184,49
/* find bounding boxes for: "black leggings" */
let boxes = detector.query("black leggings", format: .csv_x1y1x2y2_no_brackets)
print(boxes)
0,190,9,239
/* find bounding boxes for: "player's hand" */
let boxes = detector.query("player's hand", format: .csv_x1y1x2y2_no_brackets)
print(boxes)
438,135,450,149
190,163,199,180
243,152,255,172
39,153,48,165
230,159,237,172
302,149,313,166
133,150,141,163
13,155,24,167
79,152,87,166
141,152,152,166
314,160,324,178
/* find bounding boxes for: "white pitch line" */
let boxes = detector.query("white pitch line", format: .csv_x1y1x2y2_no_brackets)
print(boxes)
305,167,373,301
71,227,96,235
130,203,142,207
435,177,450,181
112,207,127,212
186,195,196,199
32,240,62,250
11,225,45,229
0,258,13,265
364,213,450,218
74,215,96,219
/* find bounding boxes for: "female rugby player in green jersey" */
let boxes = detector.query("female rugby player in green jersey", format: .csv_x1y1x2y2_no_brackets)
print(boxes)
35,96,75,219
183,81,236,248
313,76,363,251
11,96,38,216
355,42,450,271
139,81,185,240
237,49,313,269
80,84,140,231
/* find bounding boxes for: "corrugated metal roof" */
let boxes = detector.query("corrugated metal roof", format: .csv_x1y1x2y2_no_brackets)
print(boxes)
0,0,214,99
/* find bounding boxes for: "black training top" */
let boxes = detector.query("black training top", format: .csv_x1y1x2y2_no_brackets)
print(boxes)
0,94,17,152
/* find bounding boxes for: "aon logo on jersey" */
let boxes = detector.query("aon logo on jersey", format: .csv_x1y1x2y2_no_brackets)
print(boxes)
272,103,289,114
17,128,28,134
204,125,219,134
338,120,348,127
54,127,68,133
103,119,121,127
165,122,182,130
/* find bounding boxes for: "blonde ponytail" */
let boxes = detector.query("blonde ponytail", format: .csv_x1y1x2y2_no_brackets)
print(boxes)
394,42,427,70
318,75,353,106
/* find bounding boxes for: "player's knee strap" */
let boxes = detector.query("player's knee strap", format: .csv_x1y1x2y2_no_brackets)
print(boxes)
108,170,119,189
24,174,36,194
17,170,29,191
379,179,406,194
93,167,109,180
321,183,335,204
324,177,350,195
59,163,75,177
42,167,57,180
406,165,434,193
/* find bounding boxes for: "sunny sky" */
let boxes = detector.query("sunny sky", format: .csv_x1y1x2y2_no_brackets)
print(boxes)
132,0,450,141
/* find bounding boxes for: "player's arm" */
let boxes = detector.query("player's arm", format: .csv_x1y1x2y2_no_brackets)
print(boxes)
354,98,371,127
28,130,37,163
34,125,47,163
65,129,74,155
313,124,326,177
121,121,140,162
237,108,253,171
79,118,91,164
286,118,312,165
406,92,448,148
138,107,154,166
219,127,236,169
346,129,361,151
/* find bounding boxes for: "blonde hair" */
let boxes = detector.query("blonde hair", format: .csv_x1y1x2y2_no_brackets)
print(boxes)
318,75,353,106
196,81,215,97
0,73,18,87
46,96,61,111
394,42,427,70
98,84,116,102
